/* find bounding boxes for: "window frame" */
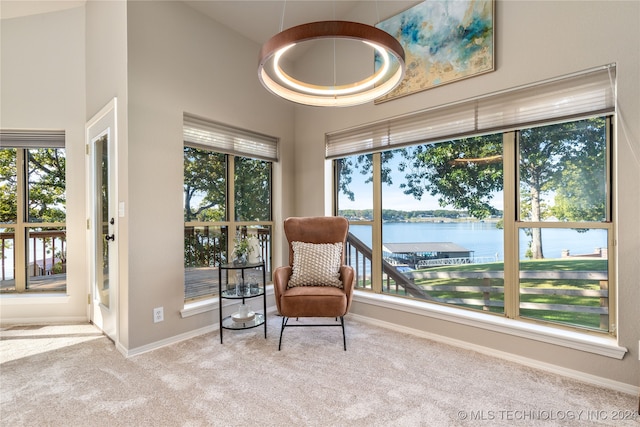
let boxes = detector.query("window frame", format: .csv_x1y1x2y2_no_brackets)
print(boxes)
183,125,276,303
0,134,67,294
334,116,615,337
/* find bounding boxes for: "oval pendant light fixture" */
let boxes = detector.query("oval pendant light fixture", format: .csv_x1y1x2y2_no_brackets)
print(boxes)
258,21,405,107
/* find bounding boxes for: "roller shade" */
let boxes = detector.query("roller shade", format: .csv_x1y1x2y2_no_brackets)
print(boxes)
326,64,616,158
0,129,65,148
184,113,278,162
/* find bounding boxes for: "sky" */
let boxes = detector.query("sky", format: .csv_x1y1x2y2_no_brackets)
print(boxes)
337,155,504,212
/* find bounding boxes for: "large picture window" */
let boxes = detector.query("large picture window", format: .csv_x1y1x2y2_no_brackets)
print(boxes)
331,66,616,334
1,130,67,293
336,117,613,333
183,115,276,302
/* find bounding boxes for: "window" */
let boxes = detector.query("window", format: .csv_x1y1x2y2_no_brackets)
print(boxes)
517,118,611,331
0,130,67,293
331,66,616,334
183,115,277,301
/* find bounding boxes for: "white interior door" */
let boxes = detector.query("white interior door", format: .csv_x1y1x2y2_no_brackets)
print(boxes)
86,99,118,341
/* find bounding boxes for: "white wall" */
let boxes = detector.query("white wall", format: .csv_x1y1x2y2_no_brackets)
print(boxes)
292,0,640,387
0,7,87,322
85,0,129,348
125,1,295,349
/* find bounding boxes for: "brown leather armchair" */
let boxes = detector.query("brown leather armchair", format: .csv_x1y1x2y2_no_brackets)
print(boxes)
273,216,355,350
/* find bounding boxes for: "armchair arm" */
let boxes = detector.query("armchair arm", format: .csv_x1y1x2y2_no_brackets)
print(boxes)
273,266,292,314
340,265,355,313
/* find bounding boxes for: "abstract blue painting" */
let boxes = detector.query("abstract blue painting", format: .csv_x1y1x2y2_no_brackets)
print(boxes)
375,0,494,103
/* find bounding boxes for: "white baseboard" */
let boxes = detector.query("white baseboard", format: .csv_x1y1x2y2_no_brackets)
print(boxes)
351,313,639,396
123,305,280,358
122,323,218,357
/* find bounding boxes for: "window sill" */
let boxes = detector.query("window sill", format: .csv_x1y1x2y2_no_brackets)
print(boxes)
353,291,627,359
0,293,70,305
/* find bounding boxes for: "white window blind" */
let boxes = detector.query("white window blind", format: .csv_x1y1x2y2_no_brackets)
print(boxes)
326,64,616,158
0,129,65,148
183,113,278,162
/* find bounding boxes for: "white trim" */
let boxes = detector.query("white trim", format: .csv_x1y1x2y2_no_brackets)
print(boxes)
0,293,71,305
350,313,637,396
122,324,218,358
125,291,278,357
0,316,87,325
85,97,119,345
353,291,627,360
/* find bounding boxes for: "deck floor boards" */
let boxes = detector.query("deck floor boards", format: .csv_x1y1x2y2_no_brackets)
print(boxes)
0,267,268,301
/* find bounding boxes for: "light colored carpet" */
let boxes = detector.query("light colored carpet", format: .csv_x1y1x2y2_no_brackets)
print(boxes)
1,317,637,426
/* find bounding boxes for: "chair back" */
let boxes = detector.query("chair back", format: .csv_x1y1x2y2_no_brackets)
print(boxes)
284,216,349,266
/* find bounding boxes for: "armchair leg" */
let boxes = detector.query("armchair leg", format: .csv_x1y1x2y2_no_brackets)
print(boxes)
278,316,347,351
278,316,289,351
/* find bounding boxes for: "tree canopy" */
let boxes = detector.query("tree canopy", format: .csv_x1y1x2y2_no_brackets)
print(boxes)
338,117,607,259
0,148,66,224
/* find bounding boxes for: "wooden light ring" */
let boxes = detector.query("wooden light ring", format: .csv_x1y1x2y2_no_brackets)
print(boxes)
259,21,405,68
258,21,405,105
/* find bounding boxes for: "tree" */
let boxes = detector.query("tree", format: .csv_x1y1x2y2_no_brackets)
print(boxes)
0,148,66,224
27,148,66,223
550,118,606,223
0,149,17,223
398,134,503,219
519,118,606,257
338,117,607,259
183,147,226,222
234,156,271,221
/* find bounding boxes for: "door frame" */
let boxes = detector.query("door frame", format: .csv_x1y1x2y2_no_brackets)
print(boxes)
85,98,119,343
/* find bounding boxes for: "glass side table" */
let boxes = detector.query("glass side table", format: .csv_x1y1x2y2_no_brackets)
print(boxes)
218,261,267,344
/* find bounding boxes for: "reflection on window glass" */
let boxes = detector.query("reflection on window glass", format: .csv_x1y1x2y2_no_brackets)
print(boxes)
184,225,227,301
0,149,17,224
519,118,607,224
27,148,66,223
235,225,272,266
0,228,15,291
519,228,608,331
346,224,372,290
26,227,66,290
234,157,271,221
336,154,373,216
184,149,274,301
378,137,504,312
334,115,613,333
337,155,373,291
183,147,226,222
1,147,66,293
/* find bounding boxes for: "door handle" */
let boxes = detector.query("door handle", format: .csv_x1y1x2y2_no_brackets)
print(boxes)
106,218,115,241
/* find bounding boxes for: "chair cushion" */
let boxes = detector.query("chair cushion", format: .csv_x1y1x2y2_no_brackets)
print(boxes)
288,241,343,288
280,286,348,317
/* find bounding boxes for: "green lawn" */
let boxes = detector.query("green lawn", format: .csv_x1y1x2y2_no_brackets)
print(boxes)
385,259,609,330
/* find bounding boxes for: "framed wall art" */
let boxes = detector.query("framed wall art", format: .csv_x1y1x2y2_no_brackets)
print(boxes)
375,0,495,104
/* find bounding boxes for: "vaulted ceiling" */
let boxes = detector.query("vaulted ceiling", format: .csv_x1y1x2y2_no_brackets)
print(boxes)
1,1,420,46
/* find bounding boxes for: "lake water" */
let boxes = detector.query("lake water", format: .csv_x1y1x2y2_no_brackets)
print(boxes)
350,221,608,260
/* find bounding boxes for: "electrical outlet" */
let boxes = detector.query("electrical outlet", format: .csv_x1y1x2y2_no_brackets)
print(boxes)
153,307,164,323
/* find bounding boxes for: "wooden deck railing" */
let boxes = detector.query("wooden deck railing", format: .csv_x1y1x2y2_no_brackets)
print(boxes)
345,233,609,328
0,230,66,281
184,226,271,268
346,233,431,299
